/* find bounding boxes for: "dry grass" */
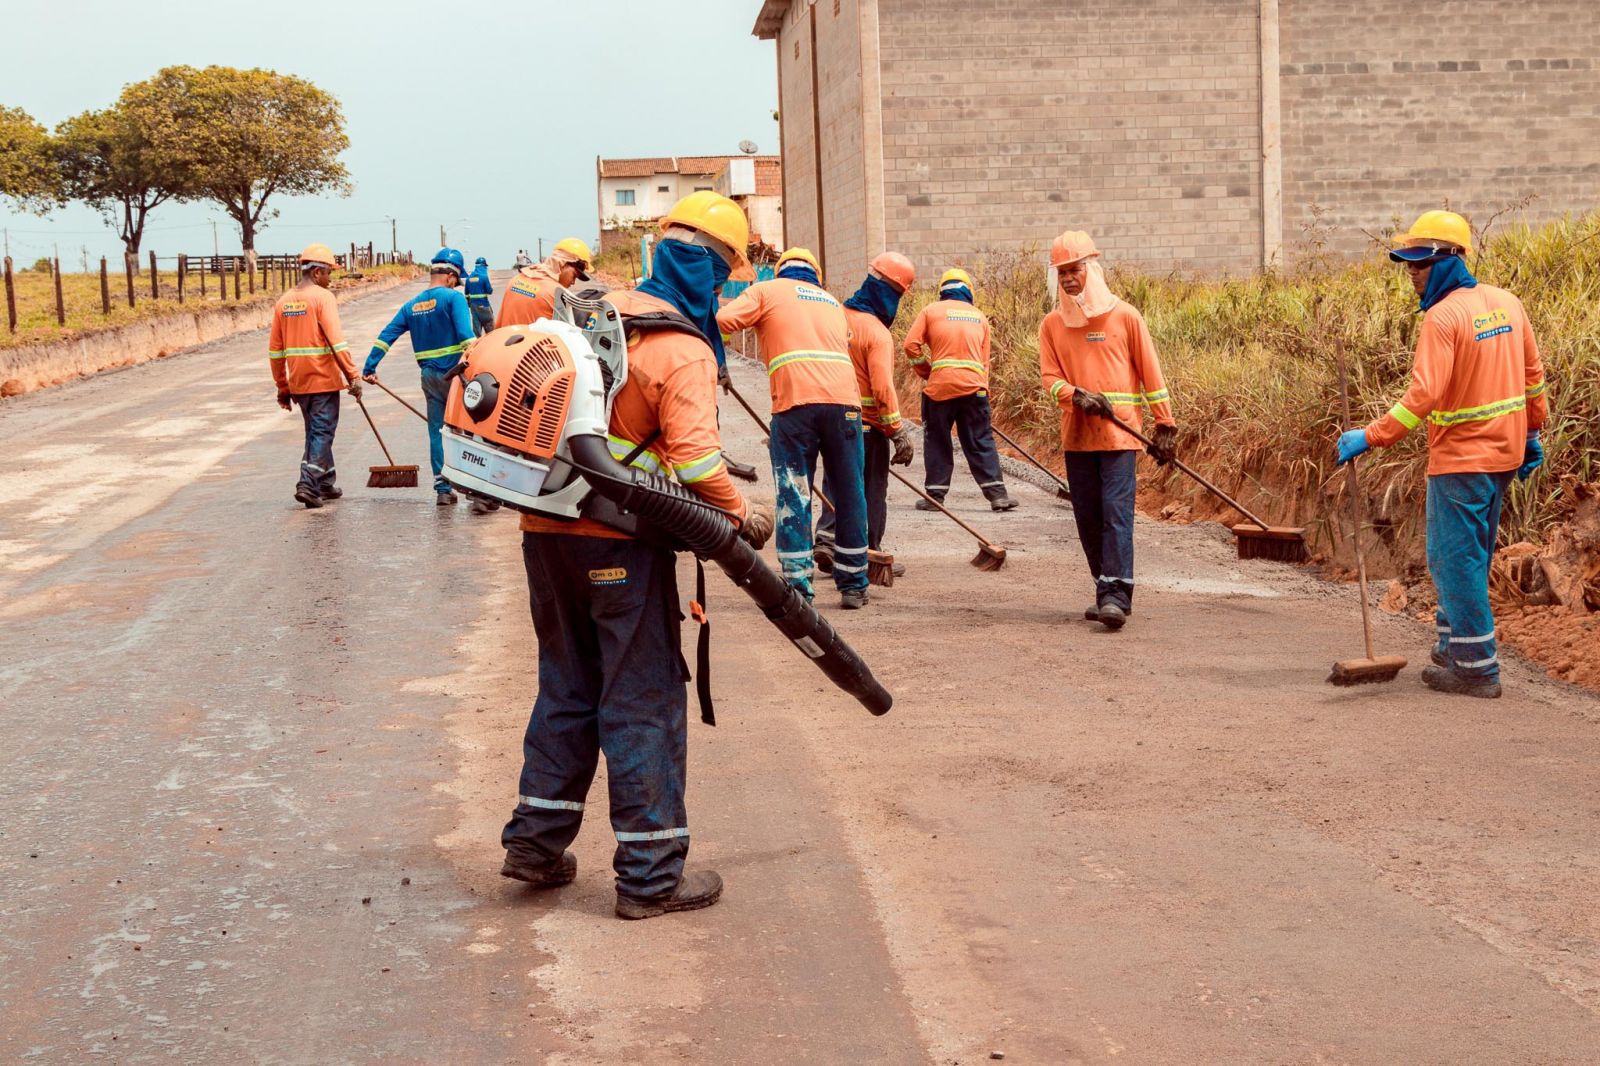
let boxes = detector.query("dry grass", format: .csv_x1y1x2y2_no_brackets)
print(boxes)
890,213,1600,565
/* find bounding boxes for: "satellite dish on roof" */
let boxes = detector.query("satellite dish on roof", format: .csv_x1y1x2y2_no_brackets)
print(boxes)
738,140,759,155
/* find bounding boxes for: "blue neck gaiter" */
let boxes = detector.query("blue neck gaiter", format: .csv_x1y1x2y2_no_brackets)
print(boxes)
1419,254,1478,312
940,284,974,304
638,240,732,366
778,263,820,286
845,273,903,329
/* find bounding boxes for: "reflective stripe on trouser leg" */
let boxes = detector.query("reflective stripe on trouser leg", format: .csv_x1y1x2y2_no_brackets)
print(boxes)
1425,470,1513,681
953,392,1006,497
1066,449,1136,611
296,390,339,493
419,366,452,492
921,392,956,498
816,405,869,592
770,407,823,600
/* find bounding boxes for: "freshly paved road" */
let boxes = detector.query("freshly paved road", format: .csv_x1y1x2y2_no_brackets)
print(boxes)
2,275,1596,1064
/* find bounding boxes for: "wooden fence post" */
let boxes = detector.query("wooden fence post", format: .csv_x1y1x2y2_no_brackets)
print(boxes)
100,257,111,314
247,254,256,295
53,257,66,325
177,254,186,304
200,256,207,298
3,256,15,334
149,250,158,300
232,258,240,300
124,253,136,308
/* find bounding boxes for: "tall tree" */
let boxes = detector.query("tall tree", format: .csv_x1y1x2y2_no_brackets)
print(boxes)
55,94,196,258
0,105,60,211
136,66,351,255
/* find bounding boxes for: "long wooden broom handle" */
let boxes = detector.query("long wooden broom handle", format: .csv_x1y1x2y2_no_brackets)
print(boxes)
1092,396,1273,531
369,376,430,423
351,393,398,466
1334,341,1378,661
722,377,834,510
991,423,1071,495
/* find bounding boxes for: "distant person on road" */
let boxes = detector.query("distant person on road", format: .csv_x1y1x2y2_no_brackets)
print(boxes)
513,248,533,269
717,247,873,609
905,268,1018,514
362,248,477,508
502,192,772,920
496,239,593,328
268,243,363,510
1038,231,1176,632
464,257,494,336
1335,210,1547,699
815,252,917,577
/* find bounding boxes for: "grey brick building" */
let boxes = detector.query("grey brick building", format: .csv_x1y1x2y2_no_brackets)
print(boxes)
752,0,1600,290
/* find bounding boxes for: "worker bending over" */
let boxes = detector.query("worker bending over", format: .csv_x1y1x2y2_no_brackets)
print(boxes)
502,192,773,919
816,252,917,575
464,257,494,336
1336,210,1546,698
717,247,872,608
268,243,363,509
905,269,1017,512
497,238,592,328
1038,231,1176,631
363,249,478,507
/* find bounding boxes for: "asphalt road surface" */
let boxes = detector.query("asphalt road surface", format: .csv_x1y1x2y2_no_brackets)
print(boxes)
3,275,1597,1064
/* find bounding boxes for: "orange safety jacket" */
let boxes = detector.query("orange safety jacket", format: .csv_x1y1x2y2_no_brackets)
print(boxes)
495,265,563,329
1364,283,1547,475
268,285,355,395
715,278,858,413
844,307,903,435
904,300,992,401
520,289,749,539
1038,301,1174,452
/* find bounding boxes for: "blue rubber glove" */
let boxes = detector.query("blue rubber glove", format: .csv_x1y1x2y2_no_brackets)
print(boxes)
1336,428,1371,466
1517,432,1544,481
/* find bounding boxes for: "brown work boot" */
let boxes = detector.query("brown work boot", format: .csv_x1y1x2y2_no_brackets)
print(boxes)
500,850,577,888
615,869,723,920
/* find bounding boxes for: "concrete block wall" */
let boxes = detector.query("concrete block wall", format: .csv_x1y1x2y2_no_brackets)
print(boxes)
1278,0,1600,262
875,0,1264,279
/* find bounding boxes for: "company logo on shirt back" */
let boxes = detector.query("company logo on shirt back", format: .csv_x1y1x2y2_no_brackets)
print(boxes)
1473,308,1512,341
280,301,308,317
410,298,437,314
512,281,539,298
794,286,839,307
947,310,985,324
1086,331,1107,342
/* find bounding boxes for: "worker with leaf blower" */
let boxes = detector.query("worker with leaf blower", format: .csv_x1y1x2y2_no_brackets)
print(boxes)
501,191,775,920
815,252,918,577
496,238,592,328
717,247,873,609
362,248,478,507
1335,209,1547,699
1038,231,1177,631
268,243,363,510
905,268,1018,513
464,256,494,336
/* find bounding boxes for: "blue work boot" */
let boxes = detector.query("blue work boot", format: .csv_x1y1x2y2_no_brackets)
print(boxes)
1421,664,1502,699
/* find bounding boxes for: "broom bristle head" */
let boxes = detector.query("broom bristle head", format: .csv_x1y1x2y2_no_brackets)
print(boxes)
1234,525,1309,563
971,545,1007,571
1326,655,1408,686
867,550,895,588
368,464,420,488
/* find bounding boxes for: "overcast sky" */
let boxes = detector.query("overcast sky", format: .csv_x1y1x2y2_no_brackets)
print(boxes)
0,0,780,269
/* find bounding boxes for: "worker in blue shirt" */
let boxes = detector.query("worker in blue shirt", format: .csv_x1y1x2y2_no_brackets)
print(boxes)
363,248,478,507
464,257,494,336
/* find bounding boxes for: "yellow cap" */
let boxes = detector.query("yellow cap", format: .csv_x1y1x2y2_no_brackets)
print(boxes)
1393,210,1472,255
299,243,337,268
776,247,821,277
553,237,593,266
660,191,751,277
939,267,973,290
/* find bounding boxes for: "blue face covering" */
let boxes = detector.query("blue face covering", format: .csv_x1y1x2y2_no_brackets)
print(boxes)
777,262,820,286
844,273,904,329
637,239,733,366
940,283,974,304
1419,254,1477,312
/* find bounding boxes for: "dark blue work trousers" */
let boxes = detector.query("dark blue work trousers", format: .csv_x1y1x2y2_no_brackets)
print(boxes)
921,391,1006,500
818,428,890,550
470,302,494,337
1064,449,1138,612
293,390,340,495
418,365,453,493
502,533,692,902
769,404,868,598
1427,470,1515,681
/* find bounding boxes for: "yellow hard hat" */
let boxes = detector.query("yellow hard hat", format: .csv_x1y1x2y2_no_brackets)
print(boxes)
1392,210,1472,258
553,237,593,267
776,246,821,277
299,243,337,269
939,268,973,290
660,191,751,277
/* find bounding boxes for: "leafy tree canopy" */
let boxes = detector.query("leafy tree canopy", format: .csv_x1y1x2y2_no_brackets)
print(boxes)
0,105,61,211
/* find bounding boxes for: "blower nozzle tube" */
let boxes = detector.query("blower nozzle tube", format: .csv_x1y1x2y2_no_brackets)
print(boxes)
568,433,891,716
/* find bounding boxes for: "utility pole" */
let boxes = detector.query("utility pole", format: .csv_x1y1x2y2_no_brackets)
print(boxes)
211,220,219,259
538,238,544,260
390,218,397,255
439,224,446,247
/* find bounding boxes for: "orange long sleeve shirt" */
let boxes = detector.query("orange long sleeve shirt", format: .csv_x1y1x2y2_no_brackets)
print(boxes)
904,300,991,401
844,307,903,435
1364,284,1547,476
715,278,858,413
1038,301,1174,452
268,284,355,395
495,265,563,328
520,290,748,539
